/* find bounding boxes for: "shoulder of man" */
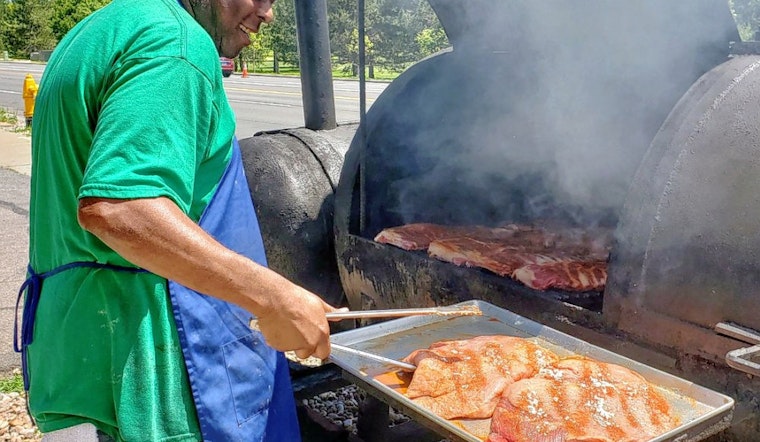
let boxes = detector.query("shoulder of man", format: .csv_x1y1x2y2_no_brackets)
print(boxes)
95,0,222,81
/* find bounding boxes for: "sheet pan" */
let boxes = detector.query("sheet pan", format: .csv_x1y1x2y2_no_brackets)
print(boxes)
330,300,735,442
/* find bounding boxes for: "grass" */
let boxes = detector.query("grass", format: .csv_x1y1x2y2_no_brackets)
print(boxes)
243,56,403,81
13,124,32,135
0,107,19,125
0,371,24,394
0,107,31,135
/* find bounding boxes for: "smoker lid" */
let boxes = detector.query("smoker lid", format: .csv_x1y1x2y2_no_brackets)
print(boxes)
605,55,760,333
428,0,738,53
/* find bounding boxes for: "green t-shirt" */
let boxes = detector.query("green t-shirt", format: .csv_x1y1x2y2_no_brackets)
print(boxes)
27,0,236,440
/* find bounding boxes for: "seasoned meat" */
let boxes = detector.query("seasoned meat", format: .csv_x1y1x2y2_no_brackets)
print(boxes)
374,223,482,250
488,357,681,442
428,238,563,276
375,222,612,291
512,260,607,292
402,335,560,419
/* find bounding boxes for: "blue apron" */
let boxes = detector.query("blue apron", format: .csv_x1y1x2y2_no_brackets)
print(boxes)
16,138,300,441
167,138,300,442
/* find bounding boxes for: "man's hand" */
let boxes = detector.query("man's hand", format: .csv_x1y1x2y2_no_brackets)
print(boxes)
254,285,341,360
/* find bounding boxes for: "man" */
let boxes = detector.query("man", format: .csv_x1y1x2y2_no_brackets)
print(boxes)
16,0,342,440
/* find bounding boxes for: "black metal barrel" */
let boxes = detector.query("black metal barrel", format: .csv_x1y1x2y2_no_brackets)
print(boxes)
240,125,357,307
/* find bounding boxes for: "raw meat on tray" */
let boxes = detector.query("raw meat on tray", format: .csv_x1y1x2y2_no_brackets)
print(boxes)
401,335,560,419
487,356,681,442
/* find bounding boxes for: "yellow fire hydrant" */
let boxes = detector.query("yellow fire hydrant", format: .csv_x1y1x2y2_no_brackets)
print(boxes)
22,74,39,126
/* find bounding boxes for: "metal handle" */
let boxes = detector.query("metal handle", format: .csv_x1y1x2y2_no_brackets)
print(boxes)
250,306,482,328
325,305,482,321
330,343,416,371
726,344,760,377
716,322,760,376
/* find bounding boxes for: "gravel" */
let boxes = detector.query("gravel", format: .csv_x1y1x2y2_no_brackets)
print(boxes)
303,384,411,434
0,391,40,441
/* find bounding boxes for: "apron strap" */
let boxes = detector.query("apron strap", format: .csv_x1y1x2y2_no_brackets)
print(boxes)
14,261,147,390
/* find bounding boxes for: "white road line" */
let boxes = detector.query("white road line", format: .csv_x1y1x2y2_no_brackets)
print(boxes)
226,98,298,108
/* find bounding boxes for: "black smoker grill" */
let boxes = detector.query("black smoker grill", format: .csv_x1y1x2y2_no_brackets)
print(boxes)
330,1,760,439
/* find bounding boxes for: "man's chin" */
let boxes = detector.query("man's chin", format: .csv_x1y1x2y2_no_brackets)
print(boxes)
219,45,242,59
221,50,240,59
219,41,248,59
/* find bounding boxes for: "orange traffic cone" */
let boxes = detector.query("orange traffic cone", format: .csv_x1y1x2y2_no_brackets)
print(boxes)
242,62,249,78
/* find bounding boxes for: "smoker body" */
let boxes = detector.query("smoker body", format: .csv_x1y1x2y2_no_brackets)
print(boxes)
331,0,760,439
240,126,356,307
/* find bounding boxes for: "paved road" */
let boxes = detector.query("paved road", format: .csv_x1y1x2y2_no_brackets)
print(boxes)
0,165,29,372
0,60,388,139
0,60,391,373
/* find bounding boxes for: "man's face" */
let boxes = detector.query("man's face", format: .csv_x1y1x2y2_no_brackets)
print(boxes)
190,0,275,58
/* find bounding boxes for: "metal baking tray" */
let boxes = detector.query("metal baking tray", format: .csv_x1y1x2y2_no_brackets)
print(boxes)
330,300,735,442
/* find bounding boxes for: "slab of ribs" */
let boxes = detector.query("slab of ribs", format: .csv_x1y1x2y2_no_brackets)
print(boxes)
374,222,612,292
401,336,681,442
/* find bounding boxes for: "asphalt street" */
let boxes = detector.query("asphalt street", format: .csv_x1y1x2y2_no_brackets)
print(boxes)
0,130,30,372
0,60,387,140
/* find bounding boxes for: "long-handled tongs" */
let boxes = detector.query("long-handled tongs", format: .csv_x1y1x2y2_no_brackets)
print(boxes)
251,304,480,371
251,304,480,330
330,343,417,371
326,305,482,371
325,304,482,321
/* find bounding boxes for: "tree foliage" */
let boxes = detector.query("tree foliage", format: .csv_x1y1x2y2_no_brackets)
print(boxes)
0,0,106,57
328,0,448,73
0,0,448,74
0,1,7,51
50,0,110,41
1,0,57,57
6,0,760,73
730,0,760,40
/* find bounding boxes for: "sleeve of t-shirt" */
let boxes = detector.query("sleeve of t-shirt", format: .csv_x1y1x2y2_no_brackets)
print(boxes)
79,56,215,215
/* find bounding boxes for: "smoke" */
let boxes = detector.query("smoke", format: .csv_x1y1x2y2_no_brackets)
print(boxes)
373,0,738,231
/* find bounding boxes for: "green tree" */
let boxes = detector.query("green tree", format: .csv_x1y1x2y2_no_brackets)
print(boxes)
51,0,110,41
327,0,356,69
0,1,8,52
257,0,298,72
347,27,374,76
415,26,447,57
730,0,760,41
0,0,56,58
240,31,270,73
326,0,448,76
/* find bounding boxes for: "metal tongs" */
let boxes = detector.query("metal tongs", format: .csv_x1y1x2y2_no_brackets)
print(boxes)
325,304,482,321
329,343,417,371
252,304,481,371
327,304,482,371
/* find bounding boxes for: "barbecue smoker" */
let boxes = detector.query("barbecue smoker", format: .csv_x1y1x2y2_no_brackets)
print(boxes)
332,1,760,440
240,0,760,440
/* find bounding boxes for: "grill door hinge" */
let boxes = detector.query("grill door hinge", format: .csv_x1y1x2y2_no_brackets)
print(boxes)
715,321,760,377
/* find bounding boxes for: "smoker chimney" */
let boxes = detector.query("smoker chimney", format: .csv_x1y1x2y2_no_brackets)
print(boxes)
294,0,337,131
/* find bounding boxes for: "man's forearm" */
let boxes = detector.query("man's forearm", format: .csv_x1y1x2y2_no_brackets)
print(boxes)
77,196,280,317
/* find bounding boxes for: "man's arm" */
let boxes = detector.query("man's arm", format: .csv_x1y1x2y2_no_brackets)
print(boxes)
78,196,336,360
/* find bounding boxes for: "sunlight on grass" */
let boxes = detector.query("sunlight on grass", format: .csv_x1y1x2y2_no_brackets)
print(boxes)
0,372,24,394
0,108,19,125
